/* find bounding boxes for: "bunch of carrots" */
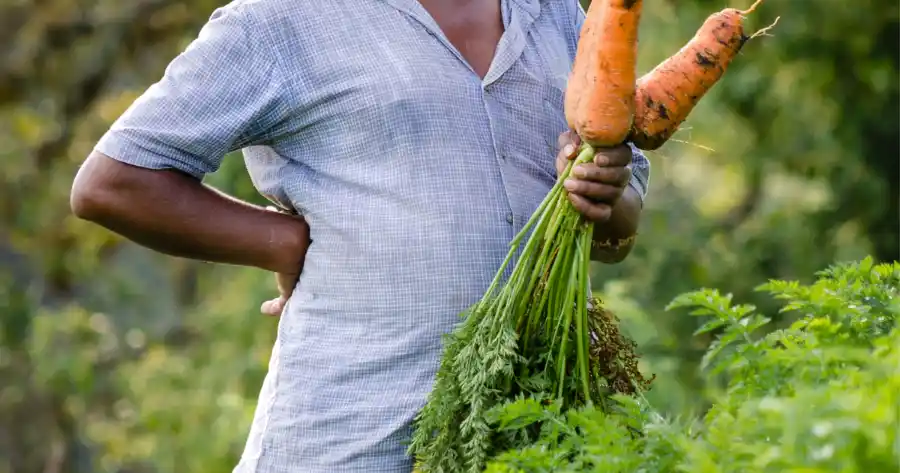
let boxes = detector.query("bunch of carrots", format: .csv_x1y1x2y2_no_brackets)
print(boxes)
409,1,778,472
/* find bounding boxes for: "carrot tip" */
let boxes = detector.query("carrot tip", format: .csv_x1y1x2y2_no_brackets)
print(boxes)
749,16,780,39
739,0,764,15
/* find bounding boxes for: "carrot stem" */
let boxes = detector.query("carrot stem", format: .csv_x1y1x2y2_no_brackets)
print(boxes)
575,230,592,405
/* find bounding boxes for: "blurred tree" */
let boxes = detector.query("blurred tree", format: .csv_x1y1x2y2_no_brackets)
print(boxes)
0,2,246,471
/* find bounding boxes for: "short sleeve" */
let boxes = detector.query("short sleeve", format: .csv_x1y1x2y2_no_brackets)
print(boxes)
628,144,651,206
94,4,289,179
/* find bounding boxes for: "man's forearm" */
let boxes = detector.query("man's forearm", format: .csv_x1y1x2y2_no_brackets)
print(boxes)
590,186,642,263
71,152,309,274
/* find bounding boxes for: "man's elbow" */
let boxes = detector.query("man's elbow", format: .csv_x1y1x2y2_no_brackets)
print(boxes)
70,179,101,223
70,186,98,221
70,152,126,222
71,180,100,223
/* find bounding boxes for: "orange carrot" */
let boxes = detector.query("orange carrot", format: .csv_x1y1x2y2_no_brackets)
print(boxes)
565,0,644,148
629,0,778,151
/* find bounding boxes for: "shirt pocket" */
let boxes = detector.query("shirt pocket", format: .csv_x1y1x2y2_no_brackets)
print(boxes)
542,79,569,135
529,17,575,159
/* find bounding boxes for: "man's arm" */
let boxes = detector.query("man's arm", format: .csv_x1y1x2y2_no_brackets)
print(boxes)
70,5,307,274
590,185,641,263
590,143,650,263
71,153,308,274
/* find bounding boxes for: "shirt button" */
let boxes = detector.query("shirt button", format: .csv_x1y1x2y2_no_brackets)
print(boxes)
506,213,514,225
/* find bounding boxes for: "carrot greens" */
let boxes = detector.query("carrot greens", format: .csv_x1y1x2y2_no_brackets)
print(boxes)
408,145,652,473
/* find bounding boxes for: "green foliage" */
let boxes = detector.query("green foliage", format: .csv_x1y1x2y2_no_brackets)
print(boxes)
484,258,900,472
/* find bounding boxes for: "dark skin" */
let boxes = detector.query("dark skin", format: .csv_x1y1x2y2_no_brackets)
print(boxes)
70,0,642,317
418,0,504,79
70,153,310,296
555,131,642,264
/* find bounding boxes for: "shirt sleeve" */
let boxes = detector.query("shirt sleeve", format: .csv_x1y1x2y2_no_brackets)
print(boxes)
627,144,651,206
94,4,290,179
572,1,651,205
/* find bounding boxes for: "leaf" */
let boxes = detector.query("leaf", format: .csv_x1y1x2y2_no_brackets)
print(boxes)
693,318,728,336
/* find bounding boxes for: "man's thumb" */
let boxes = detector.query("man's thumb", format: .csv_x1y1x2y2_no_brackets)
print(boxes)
260,296,285,317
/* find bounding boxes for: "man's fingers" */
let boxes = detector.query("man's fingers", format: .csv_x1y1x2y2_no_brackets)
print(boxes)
260,300,279,316
568,194,613,222
557,131,582,160
563,178,622,203
593,144,633,168
556,131,583,175
260,296,285,317
571,163,632,187
557,129,581,151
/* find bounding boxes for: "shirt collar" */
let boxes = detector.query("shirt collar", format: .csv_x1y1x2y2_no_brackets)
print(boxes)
379,0,540,23
377,0,540,86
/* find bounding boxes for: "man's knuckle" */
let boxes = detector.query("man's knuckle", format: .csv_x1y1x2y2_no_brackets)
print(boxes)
569,194,584,211
601,169,618,183
600,186,617,200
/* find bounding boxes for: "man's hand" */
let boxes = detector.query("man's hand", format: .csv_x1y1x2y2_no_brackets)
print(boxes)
554,130,644,263
260,270,301,316
260,206,307,317
555,130,633,224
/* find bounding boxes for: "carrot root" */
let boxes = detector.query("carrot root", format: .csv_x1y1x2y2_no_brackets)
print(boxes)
739,0,764,16
750,16,780,39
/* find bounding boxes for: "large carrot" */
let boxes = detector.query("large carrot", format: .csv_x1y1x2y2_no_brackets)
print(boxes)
630,0,778,150
565,0,644,147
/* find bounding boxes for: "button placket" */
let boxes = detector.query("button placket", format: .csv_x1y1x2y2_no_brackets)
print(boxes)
480,86,518,232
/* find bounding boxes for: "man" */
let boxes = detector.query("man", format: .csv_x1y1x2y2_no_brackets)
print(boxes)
70,0,650,471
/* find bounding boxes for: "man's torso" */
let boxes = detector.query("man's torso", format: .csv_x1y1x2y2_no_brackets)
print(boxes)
230,0,579,471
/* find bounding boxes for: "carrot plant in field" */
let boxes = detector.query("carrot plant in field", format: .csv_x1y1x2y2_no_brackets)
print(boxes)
483,257,900,472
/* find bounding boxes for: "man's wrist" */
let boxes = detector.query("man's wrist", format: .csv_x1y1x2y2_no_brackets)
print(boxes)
590,230,638,264
589,186,642,263
260,212,310,274
591,233,637,251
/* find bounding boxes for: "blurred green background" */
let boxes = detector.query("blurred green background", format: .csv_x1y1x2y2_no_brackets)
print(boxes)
0,0,897,472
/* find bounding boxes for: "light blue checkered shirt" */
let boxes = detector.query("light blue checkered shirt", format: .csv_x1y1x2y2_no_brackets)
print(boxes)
95,0,650,471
